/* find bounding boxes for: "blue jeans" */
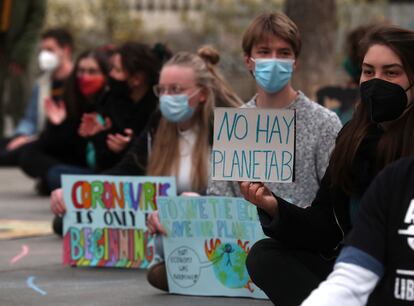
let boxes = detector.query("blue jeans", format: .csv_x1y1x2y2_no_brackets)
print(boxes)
46,164,95,191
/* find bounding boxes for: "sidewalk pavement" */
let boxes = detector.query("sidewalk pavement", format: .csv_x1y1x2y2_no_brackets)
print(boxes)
0,168,271,306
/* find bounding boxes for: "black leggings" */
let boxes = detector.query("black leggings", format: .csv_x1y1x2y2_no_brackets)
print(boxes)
0,137,28,166
246,238,335,306
18,141,61,179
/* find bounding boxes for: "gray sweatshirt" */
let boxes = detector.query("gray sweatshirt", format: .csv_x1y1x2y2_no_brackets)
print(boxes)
207,91,342,208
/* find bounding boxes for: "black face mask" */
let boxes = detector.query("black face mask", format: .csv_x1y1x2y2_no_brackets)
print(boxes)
360,78,412,123
108,77,131,99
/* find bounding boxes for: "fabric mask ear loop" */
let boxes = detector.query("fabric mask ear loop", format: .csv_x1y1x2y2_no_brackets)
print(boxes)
185,88,202,117
176,89,201,132
249,57,256,78
188,88,201,100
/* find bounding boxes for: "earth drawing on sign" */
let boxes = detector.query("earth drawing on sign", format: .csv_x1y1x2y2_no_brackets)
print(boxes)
204,239,253,292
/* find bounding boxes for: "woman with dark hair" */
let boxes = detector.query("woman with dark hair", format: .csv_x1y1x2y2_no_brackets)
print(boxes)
48,42,172,235
18,48,110,193
240,24,414,306
77,41,172,172
41,42,171,192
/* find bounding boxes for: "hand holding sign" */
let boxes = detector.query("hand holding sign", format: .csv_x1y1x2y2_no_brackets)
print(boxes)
212,108,295,183
50,188,66,215
238,182,278,217
147,211,167,235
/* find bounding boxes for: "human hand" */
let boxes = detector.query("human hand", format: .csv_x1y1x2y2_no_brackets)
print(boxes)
147,211,167,235
45,97,66,125
239,182,278,217
106,128,133,153
50,188,66,216
6,135,34,151
78,113,111,137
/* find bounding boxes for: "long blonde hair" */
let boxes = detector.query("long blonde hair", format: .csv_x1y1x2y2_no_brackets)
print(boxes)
147,46,242,192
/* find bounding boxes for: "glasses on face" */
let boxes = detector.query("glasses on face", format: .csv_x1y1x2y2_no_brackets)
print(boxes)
153,84,194,97
77,67,102,76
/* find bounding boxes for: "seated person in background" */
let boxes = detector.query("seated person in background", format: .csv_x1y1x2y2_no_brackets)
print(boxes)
207,12,342,208
0,28,74,166
50,46,243,289
77,42,172,172
20,42,171,193
45,42,172,192
316,86,358,124
18,48,109,193
316,24,374,125
301,157,414,306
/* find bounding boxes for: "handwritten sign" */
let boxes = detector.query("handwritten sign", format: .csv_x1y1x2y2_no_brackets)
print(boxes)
158,196,267,299
212,108,295,182
62,175,176,268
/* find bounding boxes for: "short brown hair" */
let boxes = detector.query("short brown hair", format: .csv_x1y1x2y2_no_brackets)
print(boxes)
242,12,301,57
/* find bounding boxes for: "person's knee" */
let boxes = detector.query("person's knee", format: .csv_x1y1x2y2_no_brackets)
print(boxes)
46,166,65,190
247,238,286,285
247,239,275,283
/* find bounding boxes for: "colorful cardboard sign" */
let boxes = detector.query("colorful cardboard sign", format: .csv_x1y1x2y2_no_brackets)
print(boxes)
212,108,296,182
158,196,267,299
62,175,176,268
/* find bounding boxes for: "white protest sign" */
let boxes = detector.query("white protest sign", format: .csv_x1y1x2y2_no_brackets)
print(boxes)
212,108,295,182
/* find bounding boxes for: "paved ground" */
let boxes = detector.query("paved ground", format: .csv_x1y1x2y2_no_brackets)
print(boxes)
0,168,271,306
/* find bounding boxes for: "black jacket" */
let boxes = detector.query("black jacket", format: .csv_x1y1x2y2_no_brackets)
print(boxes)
89,89,157,171
104,110,161,176
258,125,384,255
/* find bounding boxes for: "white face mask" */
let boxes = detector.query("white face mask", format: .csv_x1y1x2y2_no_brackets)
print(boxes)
38,50,60,72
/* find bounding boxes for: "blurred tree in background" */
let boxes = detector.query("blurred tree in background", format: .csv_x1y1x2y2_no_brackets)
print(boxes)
44,0,413,100
176,0,285,98
46,0,144,51
285,0,337,97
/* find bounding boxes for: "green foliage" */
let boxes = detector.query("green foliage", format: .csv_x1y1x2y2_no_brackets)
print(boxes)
186,0,284,43
173,0,284,72
46,0,144,51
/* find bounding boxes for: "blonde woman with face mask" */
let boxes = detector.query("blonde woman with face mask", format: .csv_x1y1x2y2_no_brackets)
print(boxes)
144,46,242,291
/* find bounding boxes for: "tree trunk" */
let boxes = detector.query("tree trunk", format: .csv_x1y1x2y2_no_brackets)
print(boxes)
285,0,337,99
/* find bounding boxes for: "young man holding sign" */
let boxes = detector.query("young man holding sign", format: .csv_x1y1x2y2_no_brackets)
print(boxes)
208,12,341,208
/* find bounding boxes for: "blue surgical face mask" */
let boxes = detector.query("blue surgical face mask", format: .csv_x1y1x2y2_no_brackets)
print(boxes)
159,90,200,123
251,58,294,93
